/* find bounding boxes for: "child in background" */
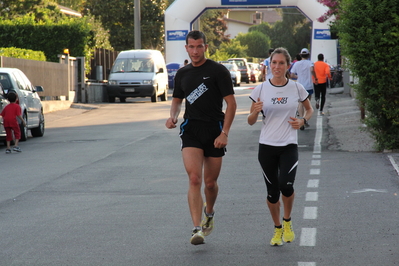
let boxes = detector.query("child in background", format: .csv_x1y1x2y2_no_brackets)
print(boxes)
0,92,26,154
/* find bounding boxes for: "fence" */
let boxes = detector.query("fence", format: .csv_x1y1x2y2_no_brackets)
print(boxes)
89,48,119,81
0,56,75,101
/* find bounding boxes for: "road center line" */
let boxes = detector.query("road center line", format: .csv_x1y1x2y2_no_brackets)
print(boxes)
300,228,317,246
305,192,318,201
307,179,319,188
303,207,318,219
298,262,316,266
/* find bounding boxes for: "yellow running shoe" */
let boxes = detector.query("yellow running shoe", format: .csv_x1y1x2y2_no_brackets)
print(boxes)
190,228,205,245
200,203,214,236
270,227,283,246
283,220,295,243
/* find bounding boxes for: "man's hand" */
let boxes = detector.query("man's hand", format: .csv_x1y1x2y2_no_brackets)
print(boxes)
165,117,177,129
214,133,228,149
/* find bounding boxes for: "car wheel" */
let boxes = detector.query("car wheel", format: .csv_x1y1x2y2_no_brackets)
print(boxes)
119,97,126,103
151,85,158,102
108,96,115,103
20,113,28,141
160,86,168,101
31,110,45,137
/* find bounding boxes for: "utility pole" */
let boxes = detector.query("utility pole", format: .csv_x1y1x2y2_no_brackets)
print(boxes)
134,0,141,49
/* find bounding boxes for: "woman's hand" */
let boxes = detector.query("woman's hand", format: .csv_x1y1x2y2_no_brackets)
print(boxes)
288,117,304,130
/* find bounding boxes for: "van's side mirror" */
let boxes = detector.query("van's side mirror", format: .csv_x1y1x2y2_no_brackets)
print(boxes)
158,68,164,74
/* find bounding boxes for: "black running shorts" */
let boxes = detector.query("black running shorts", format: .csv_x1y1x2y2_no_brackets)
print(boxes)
179,119,226,157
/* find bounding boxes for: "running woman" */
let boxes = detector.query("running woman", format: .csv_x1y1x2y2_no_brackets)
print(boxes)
247,47,313,246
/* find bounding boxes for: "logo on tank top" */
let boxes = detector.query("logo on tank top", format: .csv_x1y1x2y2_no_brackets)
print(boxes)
186,82,208,104
271,97,288,104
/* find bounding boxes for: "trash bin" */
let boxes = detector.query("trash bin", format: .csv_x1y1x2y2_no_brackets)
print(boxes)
166,63,180,89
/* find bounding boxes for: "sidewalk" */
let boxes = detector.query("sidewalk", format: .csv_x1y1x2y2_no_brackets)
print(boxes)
324,87,376,152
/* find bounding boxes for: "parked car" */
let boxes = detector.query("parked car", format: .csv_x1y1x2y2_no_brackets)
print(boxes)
228,58,250,84
0,68,45,143
107,49,168,103
248,63,261,83
219,61,241,87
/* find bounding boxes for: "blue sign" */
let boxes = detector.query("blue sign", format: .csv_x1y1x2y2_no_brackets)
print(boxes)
221,0,281,5
314,29,331,40
167,30,188,41
166,63,180,89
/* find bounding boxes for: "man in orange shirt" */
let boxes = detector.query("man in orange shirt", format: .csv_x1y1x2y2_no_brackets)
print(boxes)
313,54,332,115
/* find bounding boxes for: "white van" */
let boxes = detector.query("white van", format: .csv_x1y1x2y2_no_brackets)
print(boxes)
107,50,168,103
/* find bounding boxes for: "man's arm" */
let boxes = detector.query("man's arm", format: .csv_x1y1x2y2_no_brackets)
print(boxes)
165,97,183,129
221,94,236,136
213,94,236,148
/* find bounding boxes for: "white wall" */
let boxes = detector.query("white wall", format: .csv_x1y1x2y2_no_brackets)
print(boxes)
165,0,335,64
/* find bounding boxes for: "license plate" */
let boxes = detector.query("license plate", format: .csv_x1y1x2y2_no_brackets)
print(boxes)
125,88,135,92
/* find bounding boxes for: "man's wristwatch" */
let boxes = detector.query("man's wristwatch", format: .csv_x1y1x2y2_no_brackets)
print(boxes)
302,117,307,125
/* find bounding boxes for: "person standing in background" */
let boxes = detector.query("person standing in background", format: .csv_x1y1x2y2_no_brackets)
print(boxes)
313,53,332,115
261,48,275,82
290,48,317,130
0,92,26,154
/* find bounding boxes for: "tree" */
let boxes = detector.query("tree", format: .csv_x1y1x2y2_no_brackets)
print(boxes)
249,8,311,59
235,31,270,58
219,39,248,58
200,9,229,55
337,0,399,150
0,0,64,21
82,0,167,51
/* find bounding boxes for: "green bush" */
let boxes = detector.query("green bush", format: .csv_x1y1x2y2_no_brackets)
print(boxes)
0,15,104,63
0,47,46,61
337,0,399,150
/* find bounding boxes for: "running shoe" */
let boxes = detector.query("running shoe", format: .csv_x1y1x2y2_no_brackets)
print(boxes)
13,146,21,152
190,228,205,245
320,111,324,116
5,149,11,154
200,203,214,236
283,220,295,243
270,227,283,246
316,99,320,110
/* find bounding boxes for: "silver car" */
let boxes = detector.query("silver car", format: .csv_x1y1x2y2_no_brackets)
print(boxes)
220,62,241,87
0,68,45,142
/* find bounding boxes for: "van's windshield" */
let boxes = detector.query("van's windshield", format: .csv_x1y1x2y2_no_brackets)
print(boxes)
111,58,154,73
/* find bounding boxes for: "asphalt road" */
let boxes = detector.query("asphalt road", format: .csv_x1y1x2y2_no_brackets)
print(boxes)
0,86,398,266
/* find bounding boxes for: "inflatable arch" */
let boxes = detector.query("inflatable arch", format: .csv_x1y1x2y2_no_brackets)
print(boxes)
165,0,337,65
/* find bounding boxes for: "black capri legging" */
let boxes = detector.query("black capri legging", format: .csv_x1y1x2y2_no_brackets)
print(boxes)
258,143,298,204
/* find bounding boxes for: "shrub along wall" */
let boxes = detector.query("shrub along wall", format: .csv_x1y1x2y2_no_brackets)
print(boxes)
0,47,46,61
0,17,93,62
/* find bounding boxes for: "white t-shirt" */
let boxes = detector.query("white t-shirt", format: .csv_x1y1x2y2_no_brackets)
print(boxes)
290,59,314,91
263,57,273,80
249,79,309,146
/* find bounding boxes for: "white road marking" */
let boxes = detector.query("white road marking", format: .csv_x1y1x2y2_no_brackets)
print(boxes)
305,192,318,201
303,207,318,219
312,154,321,159
311,160,320,166
310,169,320,175
351,188,387,193
307,179,319,188
300,228,317,246
298,262,316,266
313,116,323,153
388,155,399,176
